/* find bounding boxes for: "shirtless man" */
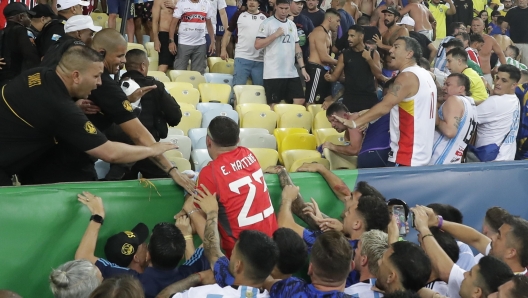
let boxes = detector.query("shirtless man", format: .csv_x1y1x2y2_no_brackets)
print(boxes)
344,0,362,21
470,17,506,85
373,7,409,53
398,0,435,40
305,8,341,105
152,0,177,72
353,0,376,19
370,0,395,34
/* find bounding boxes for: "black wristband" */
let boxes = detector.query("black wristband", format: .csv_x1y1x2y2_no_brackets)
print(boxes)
300,66,305,69
167,166,178,176
90,214,104,225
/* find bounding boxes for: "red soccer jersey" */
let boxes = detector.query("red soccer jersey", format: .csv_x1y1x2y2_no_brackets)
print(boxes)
196,147,278,258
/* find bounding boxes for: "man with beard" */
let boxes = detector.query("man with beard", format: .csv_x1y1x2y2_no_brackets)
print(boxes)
301,0,325,26
470,17,506,86
373,7,408,53
370,0,395,34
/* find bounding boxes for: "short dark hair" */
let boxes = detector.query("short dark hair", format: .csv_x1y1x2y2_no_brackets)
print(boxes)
275,0,291,5
447,47,468,63
484,207,510,233
237,230,279,282
443,38,464,50
348,24,365,35
396,37,422,63
148,223,185,270
58,45,105,71
89,275,144,298
507,45,520,58
430,227,460,263
326,102,349,117
325,8,340,17
418,57,430,70
310,230,353,283
498,64,521,83
476,256,514,297
383,290,421,298
447,73,472,96
469,33,484,44
497,16,506,25
448,22,464,36
208,116,240,147
355,181,386,201
491,10,501,17
503,215,528,267
455,32,470,42
272,228,307,275
510,275,528,298
357,195,391,231
357,16,370,25
427,203,464,224
390,241,432,292
125,49,147,71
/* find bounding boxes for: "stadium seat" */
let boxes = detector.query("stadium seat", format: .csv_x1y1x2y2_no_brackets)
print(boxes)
159,135,191,159
204,73,233,85
179,103,196,112
239,133,277,149
273,128,309,152
279,133,317,164
233,85,265,100
147,57,158,71
290,157,331,172
163,82,183,90
196,102,233,114
91,13,108,28
241,110,278,134
169,70,206,89
322,133,346,146
314,128,342,146
278,110,313,131
195,136,207,149
175,110,202,136
168,85,200,107
198,83,232,104
281,149,321,172
207,57,224,71
165,156,192,172
164,150,183,159
147,71,170,82
238,89,267,105
127,43,147,53
307,104,323,119
248,148,279,169
188,128,207,149
167,127,185,136
273,104,306,117
323,148,357,170
144,42,158,58
239,128,269,139
313,110,332,131
210,60,235,74
236,103,271,118
191,149,212,172
94,159,110,179
202,109,239,128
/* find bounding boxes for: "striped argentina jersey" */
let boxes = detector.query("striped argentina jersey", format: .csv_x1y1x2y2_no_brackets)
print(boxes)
344,278,383,298
170,284,269,298
388,65,437,166
430,95,478,165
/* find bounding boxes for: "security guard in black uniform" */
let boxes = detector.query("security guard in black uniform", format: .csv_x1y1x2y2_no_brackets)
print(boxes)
0,3,41,86
0,45,176,186
28,4,56,37
105,49,183,180
18,29,196,193
41,15,102,68
36,0,88,56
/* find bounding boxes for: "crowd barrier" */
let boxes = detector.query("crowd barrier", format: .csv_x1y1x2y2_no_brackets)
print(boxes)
1,161,527,297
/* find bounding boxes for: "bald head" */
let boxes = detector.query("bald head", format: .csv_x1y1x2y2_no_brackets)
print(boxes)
92,28,127,52
0,290,22,298
57,45,104,74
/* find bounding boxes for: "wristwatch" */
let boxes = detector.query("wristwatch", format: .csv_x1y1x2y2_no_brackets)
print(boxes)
169,38,174,44
90,214,104,225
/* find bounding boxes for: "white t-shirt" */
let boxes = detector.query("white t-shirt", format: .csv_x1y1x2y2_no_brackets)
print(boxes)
207,0,227,33
457,241,477,271
426,280,449,297
475,94,520,161
230,11,266,61
256,16,299,79
344,278,384,298
170,284,270,298
174,0,214,46
447,264,466,298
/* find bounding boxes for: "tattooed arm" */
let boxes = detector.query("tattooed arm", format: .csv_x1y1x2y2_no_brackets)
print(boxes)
295,163,351,203
436,95,465,139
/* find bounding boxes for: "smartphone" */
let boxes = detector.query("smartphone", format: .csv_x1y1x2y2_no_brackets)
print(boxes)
392,205,407,236
409,211,416,229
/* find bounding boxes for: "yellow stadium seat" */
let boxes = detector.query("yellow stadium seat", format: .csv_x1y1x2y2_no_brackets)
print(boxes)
233,85,265,100
169,86,200,107
273,104,307,117
179,103,196,112
163,150,183,159
282,149,321,172
163,82,182,90
236,103,271,125
313,110,332,131
273,128,309,153
290,157,331,172
238,89,267,105
169,70,206,89
278,110,313,131
210,60,235,74
104,17,122,30
167,127,185,136
323,148,357,170
322,133,346,146
127,43,147,53
198,83,232,104
144,42,158,59
175,110,202,136
279,133,317,163
147,71,170,82
207,57,225,71
307,104,323,119
314,128,341,146
241,110,278,134
165,156,192,172
247,78,253,85
248,148,279,169
147,57,158,71
91,13,108,28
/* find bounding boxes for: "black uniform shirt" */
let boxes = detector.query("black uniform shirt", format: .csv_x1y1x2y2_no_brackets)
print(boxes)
40,35,85,68
0,67,107,172
35,15,67,57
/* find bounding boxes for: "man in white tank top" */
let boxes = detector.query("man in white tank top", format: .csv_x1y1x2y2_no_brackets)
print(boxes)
332,36,437,166
430,73,478,165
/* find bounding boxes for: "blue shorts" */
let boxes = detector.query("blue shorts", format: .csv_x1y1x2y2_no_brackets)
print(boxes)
233,57,264,86
357,148,390,168
108,0,135,19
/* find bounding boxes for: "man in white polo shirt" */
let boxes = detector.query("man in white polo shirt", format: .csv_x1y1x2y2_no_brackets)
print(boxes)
168,0,216,74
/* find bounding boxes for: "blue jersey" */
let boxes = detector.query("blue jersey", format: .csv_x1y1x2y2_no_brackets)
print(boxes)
214,256,235,287
360,114,390,155
216,5,238,36
270,277,353,298
515,83,528,159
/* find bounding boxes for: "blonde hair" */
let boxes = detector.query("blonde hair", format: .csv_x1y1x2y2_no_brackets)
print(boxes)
360,230,389,275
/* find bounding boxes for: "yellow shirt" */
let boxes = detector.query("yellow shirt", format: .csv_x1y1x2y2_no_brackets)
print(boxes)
473,0,486,16
463,67,488,101
429,2,450,39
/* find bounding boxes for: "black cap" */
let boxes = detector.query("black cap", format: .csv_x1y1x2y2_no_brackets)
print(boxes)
3,2,35,18
387,198,409,219
381,6,400,17
30,4,56,18
104,223,149,267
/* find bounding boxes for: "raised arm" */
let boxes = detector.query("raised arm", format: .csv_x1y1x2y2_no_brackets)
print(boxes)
295,163,351,203
277,185,306,238
446,0,456,15
74,192,105,264
364,49,390,82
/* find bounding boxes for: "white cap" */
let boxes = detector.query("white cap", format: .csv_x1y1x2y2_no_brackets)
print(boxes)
397,15,415,27
64,15,102,33
57,0,89,11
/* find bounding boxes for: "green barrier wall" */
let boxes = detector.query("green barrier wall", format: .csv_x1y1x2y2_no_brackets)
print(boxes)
0,171,358,297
